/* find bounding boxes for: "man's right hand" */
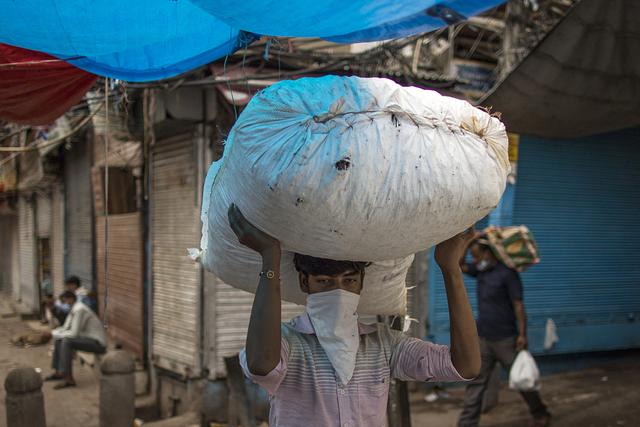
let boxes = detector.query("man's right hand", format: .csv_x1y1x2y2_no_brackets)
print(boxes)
435,228,478,273
228,203,281,256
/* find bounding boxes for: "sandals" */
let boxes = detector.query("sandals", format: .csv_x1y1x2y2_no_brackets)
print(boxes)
53,381,77,390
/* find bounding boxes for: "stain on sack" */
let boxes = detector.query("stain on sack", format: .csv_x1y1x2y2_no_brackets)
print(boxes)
335,157,351,171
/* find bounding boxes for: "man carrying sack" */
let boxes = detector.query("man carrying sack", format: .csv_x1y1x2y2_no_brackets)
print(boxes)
229,203,481,427
457,237,551,427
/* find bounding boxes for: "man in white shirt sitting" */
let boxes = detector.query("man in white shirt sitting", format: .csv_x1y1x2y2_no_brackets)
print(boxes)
42,290,107,389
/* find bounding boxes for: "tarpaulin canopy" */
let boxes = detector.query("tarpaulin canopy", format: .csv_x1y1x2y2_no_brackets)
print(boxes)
480,0,640,138
0,44,97,125
192,0,503,42
0,0,248,82
0,0,504,81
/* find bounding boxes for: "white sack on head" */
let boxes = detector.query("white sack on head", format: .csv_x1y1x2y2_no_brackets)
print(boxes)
200,76,509,315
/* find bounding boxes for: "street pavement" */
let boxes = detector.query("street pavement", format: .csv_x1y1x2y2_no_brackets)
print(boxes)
411,356,640,426
0,297,99,427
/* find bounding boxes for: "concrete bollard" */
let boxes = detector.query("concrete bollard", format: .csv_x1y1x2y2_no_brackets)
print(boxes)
100,350,135,427
4,366,46,427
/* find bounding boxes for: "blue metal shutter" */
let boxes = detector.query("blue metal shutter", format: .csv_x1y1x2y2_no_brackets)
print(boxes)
510,128,640,354
427,215,488,344
427,128,640,354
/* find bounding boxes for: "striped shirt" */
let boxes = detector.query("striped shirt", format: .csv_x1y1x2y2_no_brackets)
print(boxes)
240,313,467,427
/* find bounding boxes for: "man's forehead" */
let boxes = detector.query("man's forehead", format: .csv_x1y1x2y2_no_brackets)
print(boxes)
313,270,360,278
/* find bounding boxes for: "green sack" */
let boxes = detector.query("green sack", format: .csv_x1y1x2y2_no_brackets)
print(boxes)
483,225,540,272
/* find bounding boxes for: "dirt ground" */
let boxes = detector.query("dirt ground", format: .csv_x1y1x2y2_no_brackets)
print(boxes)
1,295,639,427
0,298,100,427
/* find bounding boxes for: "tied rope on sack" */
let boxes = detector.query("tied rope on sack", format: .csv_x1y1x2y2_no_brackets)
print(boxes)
460,109,510,173
314,97,509,175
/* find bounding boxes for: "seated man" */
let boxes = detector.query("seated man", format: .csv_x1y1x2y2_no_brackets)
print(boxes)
43,276,92,326
64,275,94,308
228,204,481,426
42,290,107,389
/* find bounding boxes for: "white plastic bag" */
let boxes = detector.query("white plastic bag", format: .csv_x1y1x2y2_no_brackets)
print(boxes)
199,76,509,314
509,350,541,391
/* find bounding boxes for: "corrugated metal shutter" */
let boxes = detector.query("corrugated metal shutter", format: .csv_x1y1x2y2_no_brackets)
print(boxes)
511,129,640,354
427,129,640,354
0,216,17,292
151,134,202,376
65,140,94,290
210,274,303,377
36,192,51,238
18,196,38,311
51,184,65,296
96,213,144,358
427,215,489,344
11,214,20,299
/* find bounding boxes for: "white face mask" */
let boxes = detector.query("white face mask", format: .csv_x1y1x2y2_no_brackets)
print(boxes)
477,259,490,271
305,289,360,385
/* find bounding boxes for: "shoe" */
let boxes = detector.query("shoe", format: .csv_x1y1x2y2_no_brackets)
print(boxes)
53,381,76,390
44,374,64,381
529,414,551,427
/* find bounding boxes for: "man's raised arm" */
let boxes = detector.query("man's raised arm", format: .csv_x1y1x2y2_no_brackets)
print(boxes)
434,230,481,379
228,204,282,376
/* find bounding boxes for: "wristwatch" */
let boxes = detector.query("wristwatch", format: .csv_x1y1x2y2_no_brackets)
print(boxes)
259,270,278,280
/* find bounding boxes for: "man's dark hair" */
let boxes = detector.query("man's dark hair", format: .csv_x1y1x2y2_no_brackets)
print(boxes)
61,290,77,301
471,237,492,251
65,276,81,287
293,253,368,277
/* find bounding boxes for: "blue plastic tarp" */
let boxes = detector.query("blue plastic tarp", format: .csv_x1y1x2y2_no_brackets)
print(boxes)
0,0,246,81
0,0,503,81
193,0,504,42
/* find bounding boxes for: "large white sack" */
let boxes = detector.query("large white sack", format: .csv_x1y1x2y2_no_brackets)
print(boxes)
200,75,508,314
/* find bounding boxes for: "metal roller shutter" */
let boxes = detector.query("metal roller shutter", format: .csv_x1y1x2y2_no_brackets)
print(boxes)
0,215,17,293
11,215,20,300
151,133,202,376
18,196,38,311
64,140,94,290
428,129,640,354
511,129,640,354
36,192,51,238
210,275,303,377
51,184,66,296
96,213,145,358
427,216,489,344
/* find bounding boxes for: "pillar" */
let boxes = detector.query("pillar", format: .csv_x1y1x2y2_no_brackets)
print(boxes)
100,350,135,427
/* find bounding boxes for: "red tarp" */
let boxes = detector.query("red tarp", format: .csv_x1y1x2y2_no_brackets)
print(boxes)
0,44,97,125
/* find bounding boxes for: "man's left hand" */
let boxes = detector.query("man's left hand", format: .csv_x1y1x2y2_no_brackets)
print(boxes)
516,335,528,351
41,331,52,339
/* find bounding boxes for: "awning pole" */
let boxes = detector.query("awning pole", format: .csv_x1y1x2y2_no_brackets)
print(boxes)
102,78,110,328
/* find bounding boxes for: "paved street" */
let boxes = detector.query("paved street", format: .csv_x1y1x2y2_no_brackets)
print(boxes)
411,359,640,427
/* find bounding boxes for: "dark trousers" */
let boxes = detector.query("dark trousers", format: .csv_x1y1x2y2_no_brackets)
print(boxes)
458,337,549,427
51,337,106,376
